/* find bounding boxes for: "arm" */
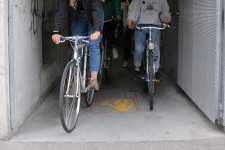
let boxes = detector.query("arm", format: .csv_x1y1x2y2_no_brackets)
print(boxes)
91,0,104,32
52,0,68,44
160,0,171,22
113,0,122,20
54,0,69,32
127,0,140,28
127,0,140,23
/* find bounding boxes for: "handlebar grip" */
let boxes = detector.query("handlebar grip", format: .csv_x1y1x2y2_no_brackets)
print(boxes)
84,36,91,40
60,36,65,41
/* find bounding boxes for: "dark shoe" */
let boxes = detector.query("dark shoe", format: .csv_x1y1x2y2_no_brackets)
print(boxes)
155,72,163,81
133,70,141,81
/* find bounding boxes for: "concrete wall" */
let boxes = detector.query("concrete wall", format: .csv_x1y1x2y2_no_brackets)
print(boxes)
10,0,70,134
220,0,225,128
0,0,10,139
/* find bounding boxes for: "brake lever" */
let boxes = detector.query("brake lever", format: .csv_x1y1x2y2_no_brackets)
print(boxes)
82,39,90,43
56,40,65,44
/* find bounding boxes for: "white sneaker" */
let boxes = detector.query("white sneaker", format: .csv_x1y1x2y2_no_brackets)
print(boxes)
122,61,128,67
112,48,119,59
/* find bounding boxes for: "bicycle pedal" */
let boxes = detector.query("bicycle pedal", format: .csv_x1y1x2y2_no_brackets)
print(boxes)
142,77,146,80
155,80,161,83
64,95,75,98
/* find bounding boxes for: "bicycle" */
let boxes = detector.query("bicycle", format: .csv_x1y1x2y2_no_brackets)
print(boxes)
133,23,172,110
58,35,95,133
100,18,119,80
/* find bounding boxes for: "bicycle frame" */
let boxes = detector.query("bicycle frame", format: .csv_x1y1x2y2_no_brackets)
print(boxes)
60,36,90,93
134,23,171,82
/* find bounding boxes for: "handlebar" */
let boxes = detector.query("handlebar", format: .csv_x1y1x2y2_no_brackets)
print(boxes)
104,18,120,23
132,23,175,30
60,36,91,42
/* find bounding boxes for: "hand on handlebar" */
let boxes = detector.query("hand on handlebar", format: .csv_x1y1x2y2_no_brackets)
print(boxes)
52,33,62,44
116,15,122,21
127,19,133,29
90,31,100,40
163,16,171,23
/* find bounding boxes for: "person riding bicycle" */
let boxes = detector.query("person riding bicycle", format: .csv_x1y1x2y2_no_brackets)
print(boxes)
52,0,103,90
127,0,171,80
102,0,122,59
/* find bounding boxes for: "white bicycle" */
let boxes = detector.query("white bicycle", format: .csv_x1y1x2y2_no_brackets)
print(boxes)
58,35,94,133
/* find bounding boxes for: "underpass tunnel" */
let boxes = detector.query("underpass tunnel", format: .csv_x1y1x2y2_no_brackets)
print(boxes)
1,0,225,140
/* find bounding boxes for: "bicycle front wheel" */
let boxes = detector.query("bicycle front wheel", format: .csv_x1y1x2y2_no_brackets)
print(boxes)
147,54,154,110
59,60,81,133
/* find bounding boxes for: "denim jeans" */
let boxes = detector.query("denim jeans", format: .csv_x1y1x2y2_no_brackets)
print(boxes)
134,25,161,69
71,11,101,71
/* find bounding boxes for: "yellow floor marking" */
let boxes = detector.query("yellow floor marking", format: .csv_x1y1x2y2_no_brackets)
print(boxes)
100,99,133,112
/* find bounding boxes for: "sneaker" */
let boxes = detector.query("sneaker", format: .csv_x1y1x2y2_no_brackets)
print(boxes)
122,61,128,68
132,70,141,81
89,79,100,91
112,48,119,59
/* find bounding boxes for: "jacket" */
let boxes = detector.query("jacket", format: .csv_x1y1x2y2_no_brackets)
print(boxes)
102,0,122,21
128,0,171,25
54,0,103,32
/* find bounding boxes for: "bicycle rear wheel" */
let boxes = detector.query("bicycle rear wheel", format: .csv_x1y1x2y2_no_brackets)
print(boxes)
98,39,105,87
147,54,154,110
59,60,81,133
104,38,111,79
85,54,95,107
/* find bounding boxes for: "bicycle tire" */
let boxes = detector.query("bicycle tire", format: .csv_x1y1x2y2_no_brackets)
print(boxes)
104,38,111,79
148,53,154,110
98,39,105,87
85,52,95,107
59,60,81,133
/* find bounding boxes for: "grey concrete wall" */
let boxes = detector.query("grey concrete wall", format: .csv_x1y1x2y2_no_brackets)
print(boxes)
0,0,10,139
10,0,70,135
219,0,225,128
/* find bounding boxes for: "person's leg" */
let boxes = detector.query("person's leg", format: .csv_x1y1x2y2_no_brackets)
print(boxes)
87,19,102,90
122,28,132,67
71,11,88,68
133,29,146,80
134,29,146,70
151,29,161,72
105,20,118,59
71,11,88,76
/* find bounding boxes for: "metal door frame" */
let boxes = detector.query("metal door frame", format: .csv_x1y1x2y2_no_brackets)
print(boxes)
9,0,16,130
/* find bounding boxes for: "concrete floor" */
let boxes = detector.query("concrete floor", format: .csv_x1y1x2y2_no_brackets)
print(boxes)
6,58,225,147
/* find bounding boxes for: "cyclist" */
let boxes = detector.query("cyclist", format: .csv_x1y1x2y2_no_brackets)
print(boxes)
102,0,122,59
52,0,103,90
127,0,171,80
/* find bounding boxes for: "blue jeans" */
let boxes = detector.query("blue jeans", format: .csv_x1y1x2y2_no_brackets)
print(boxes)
134,25,161,69
71,11,101,71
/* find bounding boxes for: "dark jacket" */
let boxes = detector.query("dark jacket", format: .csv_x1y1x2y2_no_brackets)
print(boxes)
54,0,103,32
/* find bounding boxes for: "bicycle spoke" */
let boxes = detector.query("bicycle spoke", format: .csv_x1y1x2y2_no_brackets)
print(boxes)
65,98,75,128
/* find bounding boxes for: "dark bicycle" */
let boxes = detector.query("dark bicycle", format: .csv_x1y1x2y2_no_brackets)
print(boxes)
133,23,173,110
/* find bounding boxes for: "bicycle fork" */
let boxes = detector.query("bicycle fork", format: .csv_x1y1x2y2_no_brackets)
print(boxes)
145,47,160,83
